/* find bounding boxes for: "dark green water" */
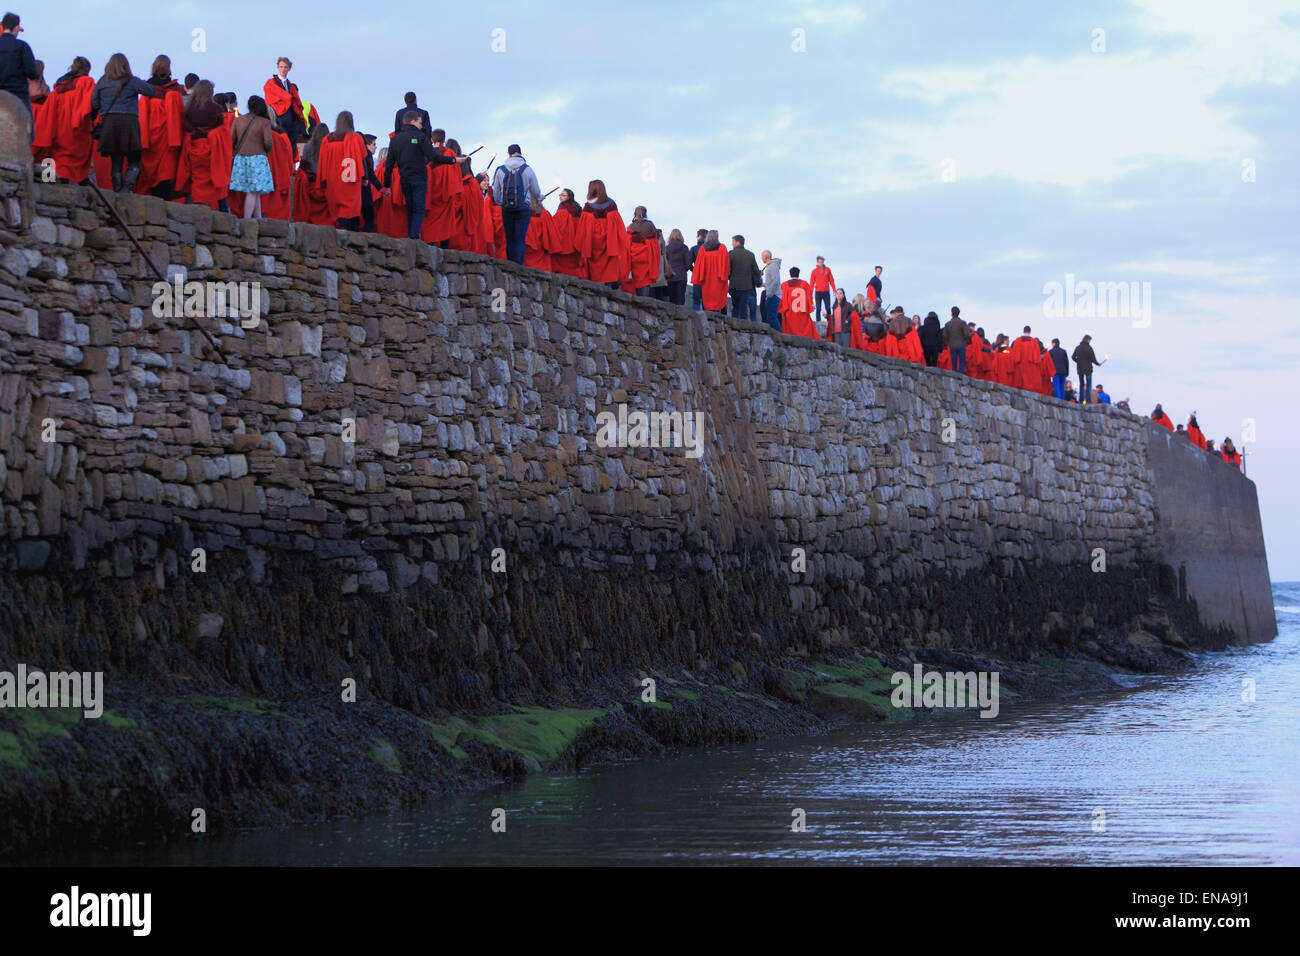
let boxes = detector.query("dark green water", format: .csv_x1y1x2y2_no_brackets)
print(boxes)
77,583,1300,865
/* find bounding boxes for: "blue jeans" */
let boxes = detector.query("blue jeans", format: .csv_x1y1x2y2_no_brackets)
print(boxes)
950,346,967,374
1078,372,1092,403
691,285,703,311
730,289,757,321
1052,374,1066,399
762,294,782,331
501,207,531,264
402,180,427,239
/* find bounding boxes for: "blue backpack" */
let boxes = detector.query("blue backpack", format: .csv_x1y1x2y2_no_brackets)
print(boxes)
499,162,530,211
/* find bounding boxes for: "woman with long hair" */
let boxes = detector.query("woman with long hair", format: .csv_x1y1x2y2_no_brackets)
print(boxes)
1220,438,1241,470
29,60,53,164
91,53,162,192
136,54,184,199
579,179,627,289
177,80,231,209
626,205,660,296
548,188,585,278
48,57,95,184
291,123,332,226
317,110,367,230
228,95,275,219
663,228,689,305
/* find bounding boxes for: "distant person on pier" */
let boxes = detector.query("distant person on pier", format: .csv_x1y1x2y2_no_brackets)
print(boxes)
728,235,762,321
92,53,162,193
626,206,660,295
885,306,923,363
549,188,586,278
778,266,819,339
810,256,836,324
493,143,543,264
692,229,731,315
228,95,275,220
318,110,368,230
1221,438,1241,470
760,249,782,332
828,288,855,346
1063,380,1078,403
919,311,943,367
48,56,95,184
1151,404,1174,430
383,110,454,239
688,228,707,310
1071,334,1104,403
1204,438,1216,454
1010,326,1041,391
1187,414,1207,450
1048,338,1069,399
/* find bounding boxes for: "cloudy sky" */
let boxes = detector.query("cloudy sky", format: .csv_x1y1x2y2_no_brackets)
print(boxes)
28,1,1300,577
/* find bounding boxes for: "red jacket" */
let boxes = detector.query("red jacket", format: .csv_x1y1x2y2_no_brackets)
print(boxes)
809,265,835,292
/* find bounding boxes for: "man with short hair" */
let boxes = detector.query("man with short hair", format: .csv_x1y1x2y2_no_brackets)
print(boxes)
393,91,431,135
1048,338,1069,400
759,249,782,333
182,72,199,106
0,12,38,133
491,143,543,264
1094,384,1111,405
727,234,762,321
809,256,836,324
778,267,819,339
264,56,307,144
1071,334,1104,404
382,111,458,240
688,228,707,311
866,265,883,306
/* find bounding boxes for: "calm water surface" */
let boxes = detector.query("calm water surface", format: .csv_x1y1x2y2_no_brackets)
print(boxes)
81,583,1300,866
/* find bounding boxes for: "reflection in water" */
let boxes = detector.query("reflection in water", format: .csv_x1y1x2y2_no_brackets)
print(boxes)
79,584,1300,866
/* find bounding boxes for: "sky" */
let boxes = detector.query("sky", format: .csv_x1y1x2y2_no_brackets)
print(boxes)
25,1,1300,578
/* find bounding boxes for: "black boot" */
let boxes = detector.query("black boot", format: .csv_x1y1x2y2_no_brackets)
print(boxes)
122,163,141,193
110,163,124,192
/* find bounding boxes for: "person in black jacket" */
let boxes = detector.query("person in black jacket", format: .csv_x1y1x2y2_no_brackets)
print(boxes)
1048,337,1069,399
1071,334,1104,404
382,111,458,239
393,91,431,135
919,312,943,366
663,228,690,306
0,12,38,134
688,228,706,310
360,133,384,232
727,235,763,321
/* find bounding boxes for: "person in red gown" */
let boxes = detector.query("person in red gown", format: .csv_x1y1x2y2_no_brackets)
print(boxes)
524,201,555,270
883,308,921,362
29,60,53,166
692,230,731,313
1187,415,1207,450
1036,342,1056,396
548,188,584,277
47,57,96,184
263,56,307,147
965,324,988,380
176,81,231,209
259,118,295,220
291,124,332,225
1009,326,1042,391
578,179,627,288
317,110,368,230
419,129,461,247
1220,438,1241,470
625,206,660,294
133,55,184,199
1151,404,1174,430
478,172,506,258
779,267,819,339
991,335,1015,385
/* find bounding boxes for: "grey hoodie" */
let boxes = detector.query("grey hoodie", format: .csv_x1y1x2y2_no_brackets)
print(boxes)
490,154,542,208
761,257,782,296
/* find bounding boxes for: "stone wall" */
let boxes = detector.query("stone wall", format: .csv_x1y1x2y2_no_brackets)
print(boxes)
0,168,1275,710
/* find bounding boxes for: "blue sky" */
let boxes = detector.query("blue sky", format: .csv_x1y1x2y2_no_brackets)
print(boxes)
27,1,1300,577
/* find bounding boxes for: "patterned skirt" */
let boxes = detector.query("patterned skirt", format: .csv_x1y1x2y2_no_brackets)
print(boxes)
229,153,274,194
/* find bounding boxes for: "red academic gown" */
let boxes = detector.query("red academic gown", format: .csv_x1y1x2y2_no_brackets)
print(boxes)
318,130,368,222
420,145,461,244
483,189,506,259
937,347,952,370
290,166,332,225
49,75,96,182
177,127,232,208
864,335,888,355
548,201,585,277
135,81,183,195
847,311,868,350
1009,335,1041,391
374,163,406,238
30,93,53,163
1222,449,1241,470
1188,425,1207,450
886,327,924,364
779,280,820,339
1036,349,1056,396
626,230,660,288
259,127,295,220
994,348,1015,386
525,206,556,270
579,201,628,283
1153,412,1174,430
447,169,488,252
263,76,304,128
965,331,987,379
693,244,731,311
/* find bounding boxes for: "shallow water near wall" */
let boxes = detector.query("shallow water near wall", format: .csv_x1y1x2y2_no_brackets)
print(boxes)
57,582,1300,867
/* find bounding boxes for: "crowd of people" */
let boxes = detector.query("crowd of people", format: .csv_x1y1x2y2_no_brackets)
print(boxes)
0,16,1244,473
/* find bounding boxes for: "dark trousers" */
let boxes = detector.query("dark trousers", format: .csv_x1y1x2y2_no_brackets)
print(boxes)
1078,371,1092,403
951,346,967,374
691,285,703,311
667,280,687,305
277,109,306,144
730,289,757,321
1052,373,1066,399
362,193,375,233
815,290,832,321
336,217,360,231
501,207,531,264
402,179,427,239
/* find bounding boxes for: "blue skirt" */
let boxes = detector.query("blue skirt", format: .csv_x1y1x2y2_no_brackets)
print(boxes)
230,153,274,194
